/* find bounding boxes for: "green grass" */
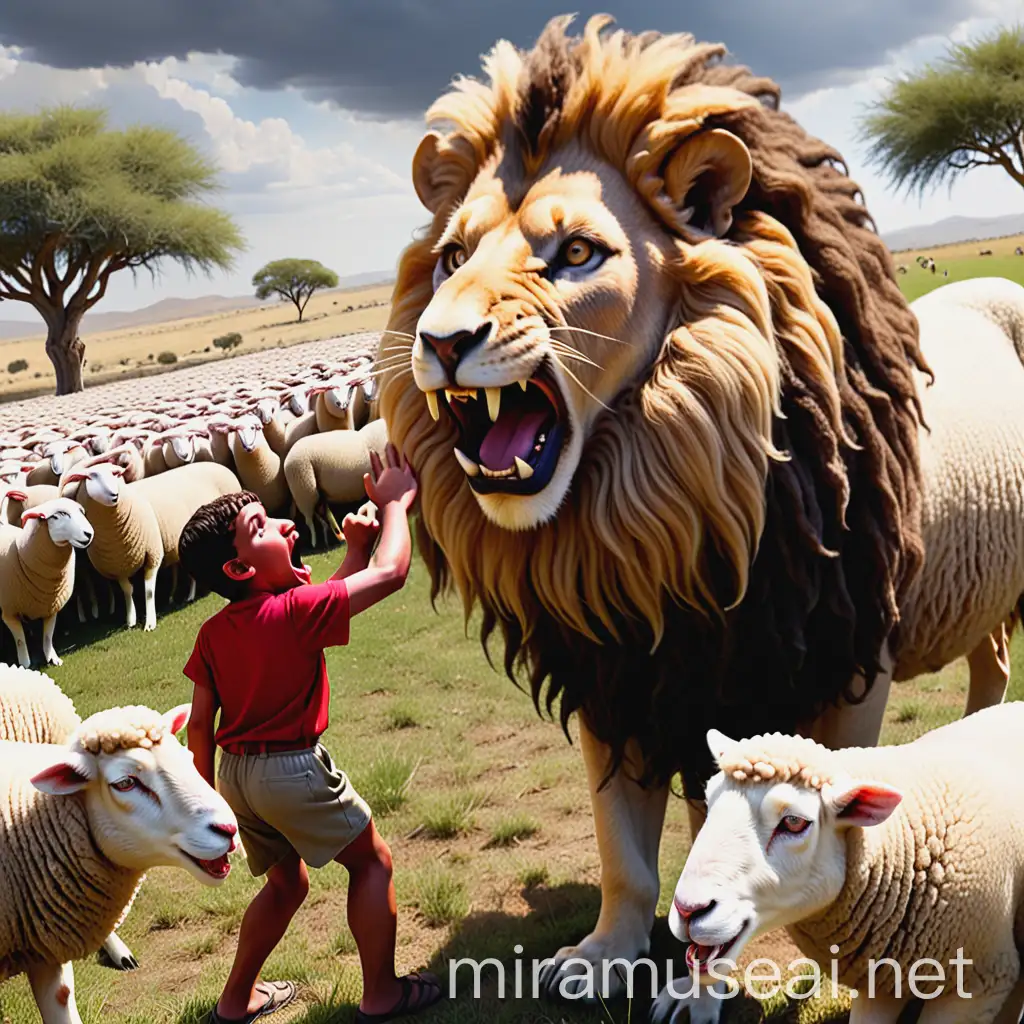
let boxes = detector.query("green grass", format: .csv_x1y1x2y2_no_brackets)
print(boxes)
897,254,1024,301
0,531,1014,1023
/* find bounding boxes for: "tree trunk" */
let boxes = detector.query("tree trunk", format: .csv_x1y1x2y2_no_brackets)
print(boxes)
45,314,86,395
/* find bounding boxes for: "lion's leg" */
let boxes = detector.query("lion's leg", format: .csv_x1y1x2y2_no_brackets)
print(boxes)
538,716,669,1001
964,619,1012,716
803,645,894,750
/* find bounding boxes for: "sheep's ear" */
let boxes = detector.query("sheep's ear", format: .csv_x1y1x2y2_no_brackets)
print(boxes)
31,751,96,795
163,704,191,737
706,728,736,761
828,780,902,828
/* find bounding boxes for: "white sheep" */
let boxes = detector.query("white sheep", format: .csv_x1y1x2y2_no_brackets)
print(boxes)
26,440,88,487
283,416,388,548
653,705,1024,1024
227,414,290,512
0,666,139,973
0,673,238,1024
0,497,94,668
59,462,164,632
128,460,242,602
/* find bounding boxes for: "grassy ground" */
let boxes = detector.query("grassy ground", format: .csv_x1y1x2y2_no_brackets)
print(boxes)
0,530,1008,1024
0,283,391,399
893,232,1024,302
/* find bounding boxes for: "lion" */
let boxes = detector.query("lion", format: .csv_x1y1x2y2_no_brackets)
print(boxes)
376,14,1024,1001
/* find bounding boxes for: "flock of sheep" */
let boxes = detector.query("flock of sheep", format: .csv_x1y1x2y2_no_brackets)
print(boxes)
0,338,385,669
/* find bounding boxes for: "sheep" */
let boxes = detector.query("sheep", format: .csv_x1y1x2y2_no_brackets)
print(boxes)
26,440,88,487
0,666,138,973
227,414,290,512
0,677,239,1024
0,498,94,669
128,461,242,602
283,416,388,548
312,379,359,432
653,704,1024,1024
59,462,164,631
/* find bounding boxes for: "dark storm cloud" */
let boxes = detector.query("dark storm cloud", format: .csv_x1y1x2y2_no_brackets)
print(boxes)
0,0,992,119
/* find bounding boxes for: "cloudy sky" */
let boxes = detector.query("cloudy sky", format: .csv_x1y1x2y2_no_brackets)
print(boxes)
2,0,1024,319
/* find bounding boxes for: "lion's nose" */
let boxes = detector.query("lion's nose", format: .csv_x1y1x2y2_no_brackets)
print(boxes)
419,323,492,381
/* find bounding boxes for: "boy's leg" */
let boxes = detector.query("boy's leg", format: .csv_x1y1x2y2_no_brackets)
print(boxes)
216,848,308,1018
335,821,441,1017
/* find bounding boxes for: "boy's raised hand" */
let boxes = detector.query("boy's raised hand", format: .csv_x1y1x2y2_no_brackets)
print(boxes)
364,443,417,511
341,506,380,555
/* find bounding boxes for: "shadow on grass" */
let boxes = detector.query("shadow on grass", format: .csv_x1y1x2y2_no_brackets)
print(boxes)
293,881,851,1024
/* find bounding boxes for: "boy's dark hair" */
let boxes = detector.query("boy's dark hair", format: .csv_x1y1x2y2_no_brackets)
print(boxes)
179,490,261,602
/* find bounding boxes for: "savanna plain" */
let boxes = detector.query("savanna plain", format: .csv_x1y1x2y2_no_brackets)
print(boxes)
0,246,1020,1023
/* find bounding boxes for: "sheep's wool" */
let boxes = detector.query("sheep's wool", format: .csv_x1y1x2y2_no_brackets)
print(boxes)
73,705,167,755
0,665,80,745
715,732,837,790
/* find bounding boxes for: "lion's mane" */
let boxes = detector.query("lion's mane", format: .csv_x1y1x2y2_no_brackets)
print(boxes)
378,15,928,795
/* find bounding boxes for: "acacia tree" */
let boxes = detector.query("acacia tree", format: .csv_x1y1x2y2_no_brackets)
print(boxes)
0,105,244,394
858,24,1024,196
252,258,339,322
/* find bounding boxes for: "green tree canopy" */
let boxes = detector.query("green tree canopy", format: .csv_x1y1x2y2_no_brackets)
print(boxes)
0,105,244,394
858,24,1024,197
252,258,339,322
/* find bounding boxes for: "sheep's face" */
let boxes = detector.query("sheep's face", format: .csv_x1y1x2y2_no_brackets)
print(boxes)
254,398,278,425
319,384,354,422
22,497,94,550
232,417,264,454
666,730,902,977
67,463,124,508
30,705,239,885
163,433,195,465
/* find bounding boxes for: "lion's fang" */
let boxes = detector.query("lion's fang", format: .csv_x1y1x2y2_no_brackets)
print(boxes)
425,391,440,421
453,448,479,477
486,388,501,421
518,380,529,392
514,457,534,479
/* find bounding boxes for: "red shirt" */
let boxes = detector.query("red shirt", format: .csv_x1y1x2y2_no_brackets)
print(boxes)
183,579,351,747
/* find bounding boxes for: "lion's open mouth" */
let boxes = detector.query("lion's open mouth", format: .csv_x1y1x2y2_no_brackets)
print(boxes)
427,359,568,495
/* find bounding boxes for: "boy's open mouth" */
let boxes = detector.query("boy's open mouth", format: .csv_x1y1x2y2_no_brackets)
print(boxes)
288,529,312,583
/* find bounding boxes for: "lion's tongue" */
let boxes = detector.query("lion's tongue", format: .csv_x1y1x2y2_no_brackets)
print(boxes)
478,409,547,471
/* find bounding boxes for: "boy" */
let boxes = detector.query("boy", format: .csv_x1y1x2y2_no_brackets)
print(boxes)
179,444,440,1024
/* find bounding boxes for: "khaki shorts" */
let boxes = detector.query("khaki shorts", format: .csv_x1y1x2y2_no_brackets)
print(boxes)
217,743,371,876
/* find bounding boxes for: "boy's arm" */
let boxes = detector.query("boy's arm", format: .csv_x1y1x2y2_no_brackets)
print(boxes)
186,682,219,789
344,499,412,616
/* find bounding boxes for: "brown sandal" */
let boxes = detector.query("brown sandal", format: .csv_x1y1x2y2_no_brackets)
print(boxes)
209,981,297,1023
355,971,443,1023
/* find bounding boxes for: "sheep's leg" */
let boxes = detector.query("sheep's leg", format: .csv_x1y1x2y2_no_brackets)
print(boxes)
917,987,1014,1023
41,615,63,667
97,930,139,971
26,960,82,1024
107,580,116,617
76,593,87,625
186,576,196,603
81,570,99,621
2,612,31,669
538,716,669,1001
303,510,319,550
964,621,1012,716
847,991,907,1023
119,577,137,629
170,562,179,604
143,566,158,632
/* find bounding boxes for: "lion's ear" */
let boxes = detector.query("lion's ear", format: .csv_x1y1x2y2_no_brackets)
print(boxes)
412,130,477,215
661,128,752,239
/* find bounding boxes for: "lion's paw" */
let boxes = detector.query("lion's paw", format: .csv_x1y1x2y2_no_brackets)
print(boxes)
537,932,652,1002
651,979,729,1024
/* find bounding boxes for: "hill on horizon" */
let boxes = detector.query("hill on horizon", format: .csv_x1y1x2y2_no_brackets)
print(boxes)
883,212,1024,252
0,269,395,342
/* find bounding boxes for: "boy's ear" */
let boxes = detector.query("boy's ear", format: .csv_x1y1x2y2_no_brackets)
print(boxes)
222,558,256,582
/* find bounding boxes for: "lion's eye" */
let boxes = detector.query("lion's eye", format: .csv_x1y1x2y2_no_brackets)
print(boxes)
111,777,137,793
778,814,810,834
564,238,594,266
442,244,468,276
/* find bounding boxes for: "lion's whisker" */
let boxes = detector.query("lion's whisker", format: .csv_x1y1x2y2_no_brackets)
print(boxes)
379,329,416,341
548,341,603,371
549,325,631,347
551,354,613,412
